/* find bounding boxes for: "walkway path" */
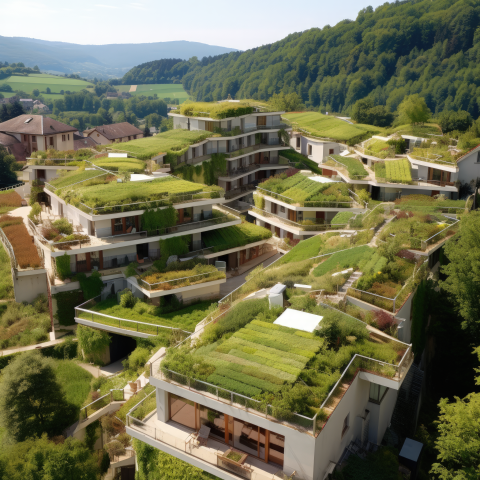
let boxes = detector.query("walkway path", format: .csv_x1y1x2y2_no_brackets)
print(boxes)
0,338,65,357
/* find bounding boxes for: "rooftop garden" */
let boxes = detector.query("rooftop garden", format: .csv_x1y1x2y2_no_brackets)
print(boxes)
409,135,463,165
52,175,223,214
117,129,215,162
257,173,352,207
282,112,382,145
279,149,322,174
384,123,441,137
394,194,467,213
137,262,225,292
177,101,254,119
162,297,407,427
27,148,95,164
374,159,412,183
0,190,22,215
0,215,42,269
378,210,459,251
202,222,272,253
331,211,355,225
325,155,368,179
77,296,216,343
48,167,113,190
363,139,396,159
92,157,146,174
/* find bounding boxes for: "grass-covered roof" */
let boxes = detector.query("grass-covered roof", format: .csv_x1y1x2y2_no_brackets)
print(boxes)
177,101,255,119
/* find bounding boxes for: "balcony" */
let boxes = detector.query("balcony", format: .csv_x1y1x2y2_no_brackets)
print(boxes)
212,123,290,138
225,185,257,201
219,159,289,181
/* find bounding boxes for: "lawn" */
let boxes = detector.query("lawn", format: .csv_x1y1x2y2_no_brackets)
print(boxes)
202,223,272,252
0,242,14,300
2,73,94,95
116,84,189,103
313,245,374,277
394,195,466,212
54,173,223,212
385,123,441,137
364,139,396,159
282,112,382,144
326,155,368,179
51,359,93,411
258,173,352,206
331,211,355,225
48,169,110,189
78,298,214,340
178,102,254,119
279,149,322,174
382,159,412,183
92,158,146,174
116,129,215,160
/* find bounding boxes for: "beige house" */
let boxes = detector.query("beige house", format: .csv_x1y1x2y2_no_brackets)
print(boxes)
84,122,143,145
0,114,76,160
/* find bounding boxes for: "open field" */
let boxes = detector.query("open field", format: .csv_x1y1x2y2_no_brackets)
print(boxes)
116,84,189,102
2,73,94,95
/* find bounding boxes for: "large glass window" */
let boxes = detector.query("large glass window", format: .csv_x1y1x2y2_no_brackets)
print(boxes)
169,393,196,430
268,431,285,466
114,218,123,233
233,420,260,458
198,405,226,443
369,384,388,404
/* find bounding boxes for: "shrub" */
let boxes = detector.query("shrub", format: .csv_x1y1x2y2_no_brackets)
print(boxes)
53,290,83,325
28,203,42,224
52,218,74,235
120,289,137,309
55,253,71,280
125,262,138,278
77,271,104,300
126,347,150,371
373,310,396,332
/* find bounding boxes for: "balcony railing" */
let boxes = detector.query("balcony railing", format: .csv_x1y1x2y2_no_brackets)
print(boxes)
256,186,355,208
75,295,194,336
27,158,81,166
79,388,125,422
225,185,257,200
0,182,24,192
0,227,18,269
213,123,290,137
222,159,288,179
251,207,348,232
136,268,225,292
408,153,457,166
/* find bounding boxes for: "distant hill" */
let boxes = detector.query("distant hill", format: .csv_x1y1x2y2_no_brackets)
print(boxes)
144,0,478,117
0,36,238,79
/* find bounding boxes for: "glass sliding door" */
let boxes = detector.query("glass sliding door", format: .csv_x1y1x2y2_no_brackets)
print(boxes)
268,432,285,466
168,393,196,430
198,405,227,443
233,420,260,458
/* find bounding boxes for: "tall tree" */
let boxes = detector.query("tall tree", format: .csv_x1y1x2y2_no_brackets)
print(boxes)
0,351,75,441
0,146,18,187
9,100,24,119
440,212,480,340
398,94,431,125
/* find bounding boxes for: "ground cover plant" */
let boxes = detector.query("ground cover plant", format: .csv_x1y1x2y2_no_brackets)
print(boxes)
331,211,355,225
117,129,215,161
0,190,22,215
394,194,466,212
279,149,322,174
283,112,382,144
117,384,155,423
48,168,110,190
28,148,94,162
313,245,374,277
179,102,253,119
258,173,352,206
2,221,42,268
384,158,412,183
327,155,368,179
139,263,225,291
56,175,222,213
0,242,14,299
410,136,462,164
363,139,396,159
1,73,94,95
92,158,146,174
202,222,272,252
0,294,50,349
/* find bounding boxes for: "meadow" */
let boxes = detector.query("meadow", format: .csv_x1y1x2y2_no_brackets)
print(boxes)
116,84,189,102
202,223,272,252
283,112,383,144
2,73,94,95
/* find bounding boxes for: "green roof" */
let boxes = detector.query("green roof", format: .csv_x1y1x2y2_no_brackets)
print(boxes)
177,101,255,119
202,223,272,252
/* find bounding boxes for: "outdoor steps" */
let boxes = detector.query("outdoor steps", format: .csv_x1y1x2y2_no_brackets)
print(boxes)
339,271,362,297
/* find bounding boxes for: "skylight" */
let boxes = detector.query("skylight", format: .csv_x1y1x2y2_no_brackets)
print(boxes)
24,118,33,124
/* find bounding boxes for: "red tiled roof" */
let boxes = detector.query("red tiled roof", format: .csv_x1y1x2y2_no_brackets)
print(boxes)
0,114,76,135
84,122,143,140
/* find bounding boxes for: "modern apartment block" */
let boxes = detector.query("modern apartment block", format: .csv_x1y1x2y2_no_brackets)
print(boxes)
126,305,414,480
169,103,292,205
250,173,365,241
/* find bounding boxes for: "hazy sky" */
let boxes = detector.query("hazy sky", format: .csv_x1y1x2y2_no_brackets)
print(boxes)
3,0,387,49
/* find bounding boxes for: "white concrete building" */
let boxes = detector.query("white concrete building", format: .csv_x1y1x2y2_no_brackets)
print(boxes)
290,133,342,164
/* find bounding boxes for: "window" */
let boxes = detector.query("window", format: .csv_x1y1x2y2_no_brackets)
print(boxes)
114,218,123,233
49,137,54,146
23,135,28,142
169,393,196,430
369,384,388,404
342,413,350,437
296,137,300,149
308,144,312,156
476,151,480,163
68,134,70,140
32,136,36,142
329,148,334,154
280,206,285,213
62,134,66,141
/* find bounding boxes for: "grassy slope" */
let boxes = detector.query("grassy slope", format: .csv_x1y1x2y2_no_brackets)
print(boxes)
0,243,14,300
116,84,189,102
118,129,214,158
283,112,383,142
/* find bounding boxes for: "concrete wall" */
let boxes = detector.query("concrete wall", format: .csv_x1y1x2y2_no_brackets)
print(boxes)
13,270,48,303
179,283,221,304
366,387,398,444
395,291,415,344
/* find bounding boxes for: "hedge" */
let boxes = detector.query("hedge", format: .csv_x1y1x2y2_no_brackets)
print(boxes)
206,374,261,397
53,290,84,326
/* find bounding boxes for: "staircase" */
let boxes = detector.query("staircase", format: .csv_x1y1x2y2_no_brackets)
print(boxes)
339,271,362,298
382,362,424,448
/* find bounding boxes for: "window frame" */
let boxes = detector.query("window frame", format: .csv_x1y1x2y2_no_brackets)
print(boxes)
308,144,312,156
341,413,350,438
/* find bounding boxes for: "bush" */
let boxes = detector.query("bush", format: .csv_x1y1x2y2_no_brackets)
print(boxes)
28,203,42,224
77,271,104,300
120,289,137,309
52,218,73,235
55,253,72,280
125,347,150,371
125,262,138,278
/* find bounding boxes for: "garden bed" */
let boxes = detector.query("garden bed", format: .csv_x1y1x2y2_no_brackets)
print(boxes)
364,139,396,159
1,217,42,268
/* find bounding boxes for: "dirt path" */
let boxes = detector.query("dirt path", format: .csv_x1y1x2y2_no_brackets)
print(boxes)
0,338,65,357
129,85,137,92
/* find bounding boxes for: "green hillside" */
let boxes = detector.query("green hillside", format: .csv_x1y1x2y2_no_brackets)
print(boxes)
1,73,94,95
116,84,189,103
120,0,480,117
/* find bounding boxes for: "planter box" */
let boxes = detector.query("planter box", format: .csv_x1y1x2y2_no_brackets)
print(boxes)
216,449,251,479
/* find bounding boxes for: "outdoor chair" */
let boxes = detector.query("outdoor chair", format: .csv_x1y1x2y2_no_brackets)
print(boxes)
197,425,211,447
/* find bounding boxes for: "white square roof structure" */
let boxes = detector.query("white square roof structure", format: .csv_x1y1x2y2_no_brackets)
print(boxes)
274,308,322,333
308,176,338,184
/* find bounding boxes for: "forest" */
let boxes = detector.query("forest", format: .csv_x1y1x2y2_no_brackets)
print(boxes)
122,0,480,117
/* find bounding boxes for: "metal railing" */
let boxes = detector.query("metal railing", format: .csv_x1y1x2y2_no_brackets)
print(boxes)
75,295,194,336
45,172,109,192
79,388,125,422
137,268,225,292
225,185,257,200
420,218,460,251
256,186,354,208
0,182,24,192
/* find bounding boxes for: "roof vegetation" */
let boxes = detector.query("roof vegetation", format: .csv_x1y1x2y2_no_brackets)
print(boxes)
178,101,254,119
202,222,272,252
